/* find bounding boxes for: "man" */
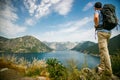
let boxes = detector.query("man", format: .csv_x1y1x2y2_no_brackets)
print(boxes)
94,2,112,76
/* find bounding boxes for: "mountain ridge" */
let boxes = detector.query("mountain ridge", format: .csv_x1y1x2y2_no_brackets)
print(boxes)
72,34,120,55
71,41,96,53
44,41,78,51
0,35,52,53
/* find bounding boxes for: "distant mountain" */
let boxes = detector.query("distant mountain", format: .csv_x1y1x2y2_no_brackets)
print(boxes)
0,36,8,41
44,41,78,51
85,34,120,55
108,34,120,54
71,41,96,53
72,34,120,55
0,36,52,53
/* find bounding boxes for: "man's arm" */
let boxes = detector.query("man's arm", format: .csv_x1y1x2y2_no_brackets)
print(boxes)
94,13,99,28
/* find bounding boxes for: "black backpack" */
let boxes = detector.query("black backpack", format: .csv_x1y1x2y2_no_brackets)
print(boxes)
101,4,118,30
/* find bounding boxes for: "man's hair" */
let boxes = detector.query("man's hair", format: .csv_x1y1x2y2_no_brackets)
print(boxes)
94,2,102,8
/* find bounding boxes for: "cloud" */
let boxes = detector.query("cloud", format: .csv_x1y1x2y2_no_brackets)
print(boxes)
24,0,37,16
0,19,26,36
24,0,74,25
56,17,92,33
0,0,26,37
0,1,18,22
25,18,36,26
54,0,73,15
111,29,120,38
83,1,94,11
35,17,95,42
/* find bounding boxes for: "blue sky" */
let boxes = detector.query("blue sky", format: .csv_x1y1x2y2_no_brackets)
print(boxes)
0,0,120,42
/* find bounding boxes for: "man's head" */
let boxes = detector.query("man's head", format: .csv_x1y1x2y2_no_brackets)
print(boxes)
94,2,102,10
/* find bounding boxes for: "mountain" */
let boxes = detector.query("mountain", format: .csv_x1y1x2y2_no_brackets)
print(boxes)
72,34,120,55
86,34,120,55
44,41,78,51
71,41,96,53
0,36,52,53
0,36,8,41
108,34,120,54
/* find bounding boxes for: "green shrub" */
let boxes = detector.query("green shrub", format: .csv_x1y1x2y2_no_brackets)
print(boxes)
46,58,67,80
26,68,41,76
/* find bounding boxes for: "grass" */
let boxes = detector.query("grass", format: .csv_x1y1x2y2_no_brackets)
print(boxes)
25,58,48,77
0,55,26,73
0,54,120,80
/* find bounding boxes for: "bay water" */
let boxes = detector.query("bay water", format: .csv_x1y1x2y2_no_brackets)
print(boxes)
0,51,100,69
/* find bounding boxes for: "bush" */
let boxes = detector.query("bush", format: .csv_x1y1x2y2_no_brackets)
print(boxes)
46,58,67,80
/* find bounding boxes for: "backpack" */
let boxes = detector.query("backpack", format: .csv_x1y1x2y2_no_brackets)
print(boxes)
101,4,118,30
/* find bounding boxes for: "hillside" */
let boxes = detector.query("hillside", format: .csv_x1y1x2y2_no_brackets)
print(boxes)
72,34,120,55
0,36,52,53
44,41,78,51
86,34,120,55
71,41,96,53
109,34,120,55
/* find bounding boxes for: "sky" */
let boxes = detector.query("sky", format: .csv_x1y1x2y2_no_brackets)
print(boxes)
0,0,120,42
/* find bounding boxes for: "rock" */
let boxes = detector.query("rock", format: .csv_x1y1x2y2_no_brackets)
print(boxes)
0,68,23,80
36,77,47,80
0,68,8,72
20,77,36,80
20,76,49,80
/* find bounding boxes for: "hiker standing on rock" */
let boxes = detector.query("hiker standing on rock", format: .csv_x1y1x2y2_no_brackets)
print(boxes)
94,2,118,77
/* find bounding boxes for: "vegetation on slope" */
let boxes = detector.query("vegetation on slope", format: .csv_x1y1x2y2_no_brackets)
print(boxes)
71,41,96,53
0,36,52,53
72,34,120,55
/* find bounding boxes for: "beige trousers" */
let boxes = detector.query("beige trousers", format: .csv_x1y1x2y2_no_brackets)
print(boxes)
97,31,112,75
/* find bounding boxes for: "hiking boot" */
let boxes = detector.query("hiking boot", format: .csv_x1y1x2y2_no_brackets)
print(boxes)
95,66,104,75
103,70,112,77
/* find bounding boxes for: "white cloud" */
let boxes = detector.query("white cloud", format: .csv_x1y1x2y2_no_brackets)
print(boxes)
24,0,74,25
111,29,120,38
57,17,93,33
0,19,26,36
25,18,36,26
83,1,94,11
50,0,60,4
24,0,37,16
0,0,26,37
54,0,73,15
35,17,95,42
0,1,18,22
35,1,51,19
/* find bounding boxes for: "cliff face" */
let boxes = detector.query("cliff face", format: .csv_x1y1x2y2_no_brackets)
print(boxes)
0,36,52,53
